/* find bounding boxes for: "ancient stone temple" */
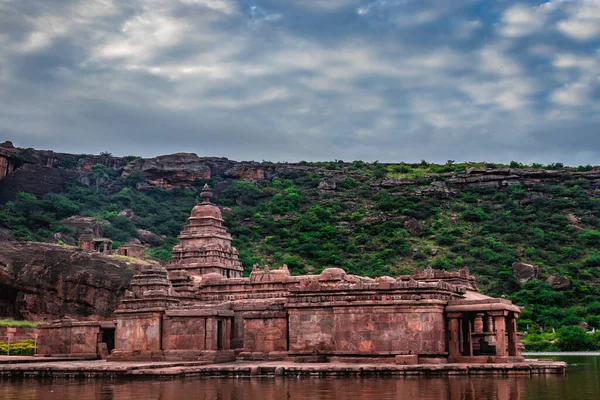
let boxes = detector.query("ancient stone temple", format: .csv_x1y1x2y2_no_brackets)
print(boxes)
37,185,524,365
167,184,243,279
78,228,113,253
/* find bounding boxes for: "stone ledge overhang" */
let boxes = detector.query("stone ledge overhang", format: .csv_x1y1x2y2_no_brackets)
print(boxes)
242,311,287,319
445,299,521,314
188,215,225,226
201,292,290,302
114,297,180,314
177,232,231,240
288,350,449,356
167,261,243,267
285,298,450,309
36,320,108,329
164,309,235,317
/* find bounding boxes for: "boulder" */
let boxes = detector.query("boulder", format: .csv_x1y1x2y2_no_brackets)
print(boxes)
318,180,336,190
0,227,13,241
567,214,580,224
137,229,163,245
118,208,141,221
61,216,103,238
546,275,571,291
45,232,76,246
512,262,539,287
404,218,423,236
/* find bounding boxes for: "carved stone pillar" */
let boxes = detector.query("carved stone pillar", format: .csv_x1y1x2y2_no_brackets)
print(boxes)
447,313,461,358
507,312,519,356
490,311,507,357
485,315,493,333
462,316,473,356
474,313,484,334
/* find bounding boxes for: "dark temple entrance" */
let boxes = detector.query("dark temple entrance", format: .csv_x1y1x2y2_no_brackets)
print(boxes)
217,321,223,350
101,328,116,353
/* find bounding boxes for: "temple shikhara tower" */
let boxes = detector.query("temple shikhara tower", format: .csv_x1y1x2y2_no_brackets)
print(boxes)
167,184,243,279
37,185,527,366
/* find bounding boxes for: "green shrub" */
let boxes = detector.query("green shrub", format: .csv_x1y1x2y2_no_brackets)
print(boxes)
0,339,36,356
556,326,598,351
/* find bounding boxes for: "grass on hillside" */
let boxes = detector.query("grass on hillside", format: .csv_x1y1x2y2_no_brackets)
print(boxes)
109,254,161,267
0,319,38,328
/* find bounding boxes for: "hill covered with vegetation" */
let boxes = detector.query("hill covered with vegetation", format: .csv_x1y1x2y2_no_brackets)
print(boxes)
2,144,600,350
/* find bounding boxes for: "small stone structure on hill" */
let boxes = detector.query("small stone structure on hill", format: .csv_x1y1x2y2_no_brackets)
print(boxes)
116,243,145,259
38,185,524,365
78,228,113,254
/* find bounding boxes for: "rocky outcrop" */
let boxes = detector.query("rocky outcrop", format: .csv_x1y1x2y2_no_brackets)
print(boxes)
318,180,336,190
404,218,423,236
0,141,17,181
512,262,540,287
136,229,163,245
546,275,571,291
118,209,140,222
0,227,13,241
61,216,103,238
0,241,135,320
122,153,228,189
0,163,76,204
5,140,600,202
45,232,76,246
447,168,600,190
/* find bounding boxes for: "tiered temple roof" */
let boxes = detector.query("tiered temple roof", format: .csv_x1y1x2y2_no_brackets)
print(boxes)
166,184,243,279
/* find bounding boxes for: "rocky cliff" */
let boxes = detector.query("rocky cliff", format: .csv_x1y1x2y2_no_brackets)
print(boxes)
3,141,600,204
0,241,135,321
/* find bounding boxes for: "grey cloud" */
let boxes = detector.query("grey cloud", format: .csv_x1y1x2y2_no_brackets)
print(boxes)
1,0,600,166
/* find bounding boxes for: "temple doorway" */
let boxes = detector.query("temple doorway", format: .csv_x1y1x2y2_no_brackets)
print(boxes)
101,328,116,353
217,321,223,350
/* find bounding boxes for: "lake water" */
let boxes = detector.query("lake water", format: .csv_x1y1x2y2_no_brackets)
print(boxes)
0,356,598,400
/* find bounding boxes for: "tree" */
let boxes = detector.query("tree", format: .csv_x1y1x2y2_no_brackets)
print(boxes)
556,326,597,351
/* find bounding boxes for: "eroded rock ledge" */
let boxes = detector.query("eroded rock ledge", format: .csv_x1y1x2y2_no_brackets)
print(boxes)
0,241,135,320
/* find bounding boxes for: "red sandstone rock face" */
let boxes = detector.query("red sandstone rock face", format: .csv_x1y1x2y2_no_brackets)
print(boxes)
0,163,76,204
0,241,135,320
122,153,228,189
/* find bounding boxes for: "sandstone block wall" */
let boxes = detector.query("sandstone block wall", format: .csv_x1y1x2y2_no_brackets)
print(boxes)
288,308,334,353
115,313,162,351
36,326,71,355
243,312,287,353
0,326,35,340
69,325,100,354
162,317,206,350
36,323,100,356
288,305,446,356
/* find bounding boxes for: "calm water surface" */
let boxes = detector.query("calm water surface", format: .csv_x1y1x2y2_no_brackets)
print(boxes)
0,356,598,400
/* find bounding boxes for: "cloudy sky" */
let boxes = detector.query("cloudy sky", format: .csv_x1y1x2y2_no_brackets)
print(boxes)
1,0,599,164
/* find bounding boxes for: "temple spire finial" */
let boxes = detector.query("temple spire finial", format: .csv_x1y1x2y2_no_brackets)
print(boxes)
200,184,213,203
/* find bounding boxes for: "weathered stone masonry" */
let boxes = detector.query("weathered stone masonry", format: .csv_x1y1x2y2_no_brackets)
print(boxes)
38,185,525,365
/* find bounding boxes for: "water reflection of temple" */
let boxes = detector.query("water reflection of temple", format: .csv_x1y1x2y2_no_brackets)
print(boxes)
1,375,547,400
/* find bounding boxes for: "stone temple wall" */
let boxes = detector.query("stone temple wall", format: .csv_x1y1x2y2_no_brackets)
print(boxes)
287,305,447,356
